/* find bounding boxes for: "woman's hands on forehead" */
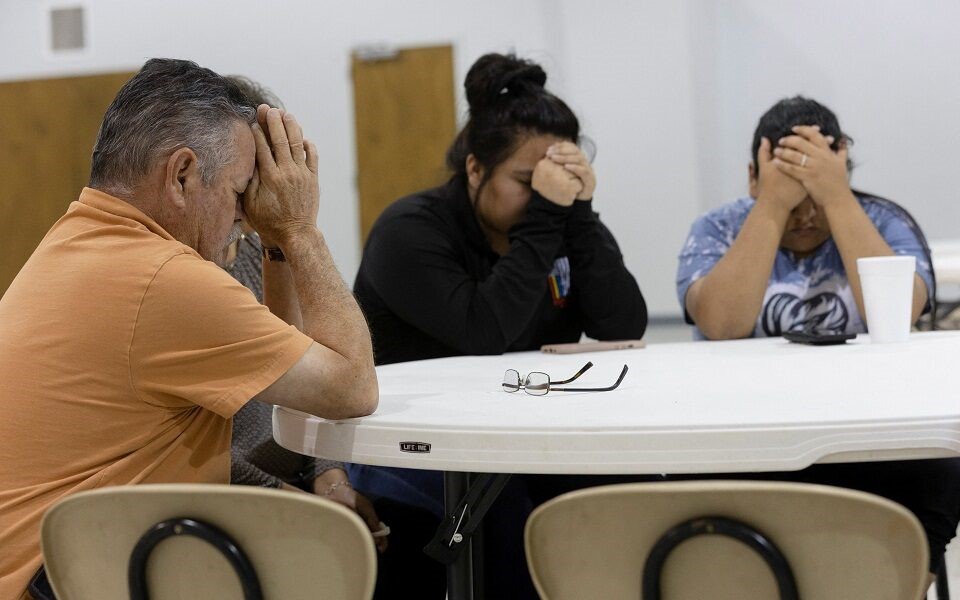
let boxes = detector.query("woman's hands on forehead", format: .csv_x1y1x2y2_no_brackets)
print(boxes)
756,136,807,214
546,140,596,201
532,146,584,207
773,125,854,208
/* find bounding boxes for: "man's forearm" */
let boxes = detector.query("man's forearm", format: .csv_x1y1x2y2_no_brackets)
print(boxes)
262,250,304,330
278,226,375,372
245,108,377,418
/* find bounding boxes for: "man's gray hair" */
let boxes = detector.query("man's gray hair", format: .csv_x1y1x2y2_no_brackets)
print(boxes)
90,58,256,196
227,75,284,111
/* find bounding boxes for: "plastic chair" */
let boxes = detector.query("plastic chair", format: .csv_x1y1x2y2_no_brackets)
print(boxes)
856,192,938,330
525,480,929,600
40,484,376,600
929,239,960,331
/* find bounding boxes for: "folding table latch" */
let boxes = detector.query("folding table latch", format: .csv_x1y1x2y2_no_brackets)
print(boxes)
423,473,511,564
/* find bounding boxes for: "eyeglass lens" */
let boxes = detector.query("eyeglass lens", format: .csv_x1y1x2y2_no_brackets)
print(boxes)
523,372,550,396
502,369,521,392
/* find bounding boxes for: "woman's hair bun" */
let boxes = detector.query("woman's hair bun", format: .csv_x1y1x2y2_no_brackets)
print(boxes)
464,53,547,112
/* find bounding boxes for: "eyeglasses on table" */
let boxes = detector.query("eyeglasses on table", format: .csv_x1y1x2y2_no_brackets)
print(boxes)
502,361,628,396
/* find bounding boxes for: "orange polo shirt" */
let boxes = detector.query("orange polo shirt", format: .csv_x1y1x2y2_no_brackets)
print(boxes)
0,188,313,598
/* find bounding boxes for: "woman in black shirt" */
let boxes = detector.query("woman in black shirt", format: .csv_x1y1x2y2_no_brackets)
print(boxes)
350,53,647,598
355,54,646,364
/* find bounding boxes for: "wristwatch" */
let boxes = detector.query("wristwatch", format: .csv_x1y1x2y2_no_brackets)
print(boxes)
262,246,286,262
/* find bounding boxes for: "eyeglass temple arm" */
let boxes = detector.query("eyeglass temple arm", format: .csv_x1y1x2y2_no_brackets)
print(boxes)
551,361,594,385
551,364,628,392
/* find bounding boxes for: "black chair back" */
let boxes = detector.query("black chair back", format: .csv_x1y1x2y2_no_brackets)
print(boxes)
641,516,799,600
852,190,938,330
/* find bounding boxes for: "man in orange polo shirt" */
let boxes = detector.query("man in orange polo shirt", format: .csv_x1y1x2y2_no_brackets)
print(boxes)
0,58,378,598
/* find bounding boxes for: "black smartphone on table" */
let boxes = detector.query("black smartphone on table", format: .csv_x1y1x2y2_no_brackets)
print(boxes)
782,331,856,345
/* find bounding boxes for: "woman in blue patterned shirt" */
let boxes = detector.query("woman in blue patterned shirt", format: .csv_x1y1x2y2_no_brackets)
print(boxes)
677,96,933,340
676,96,959,584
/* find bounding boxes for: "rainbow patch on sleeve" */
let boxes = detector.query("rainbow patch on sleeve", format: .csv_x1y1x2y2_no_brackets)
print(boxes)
548,256,571,307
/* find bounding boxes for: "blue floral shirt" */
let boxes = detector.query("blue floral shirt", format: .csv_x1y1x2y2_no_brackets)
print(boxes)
676,195,933,339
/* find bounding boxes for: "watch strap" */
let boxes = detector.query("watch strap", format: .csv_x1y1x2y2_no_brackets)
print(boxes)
262,245,286,262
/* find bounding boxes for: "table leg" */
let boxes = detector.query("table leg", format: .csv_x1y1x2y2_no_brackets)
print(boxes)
468,473,485,600
445,471,473,600
429,472,512,599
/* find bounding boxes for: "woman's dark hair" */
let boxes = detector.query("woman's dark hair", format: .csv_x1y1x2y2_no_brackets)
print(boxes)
446,53,580,189
751,95,854,172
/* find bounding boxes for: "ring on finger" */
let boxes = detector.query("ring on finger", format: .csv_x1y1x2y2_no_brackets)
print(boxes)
800,153,808,168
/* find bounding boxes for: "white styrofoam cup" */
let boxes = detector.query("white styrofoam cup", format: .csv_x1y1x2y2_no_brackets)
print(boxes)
856,255,916,343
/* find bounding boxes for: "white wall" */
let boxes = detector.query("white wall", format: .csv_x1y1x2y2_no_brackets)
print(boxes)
3,1,959,317
696,0,960,238
546,0,960,316
548,0,703,317
0,0,553,291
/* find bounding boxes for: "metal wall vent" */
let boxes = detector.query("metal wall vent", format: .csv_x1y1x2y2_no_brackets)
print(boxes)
50,6,85,52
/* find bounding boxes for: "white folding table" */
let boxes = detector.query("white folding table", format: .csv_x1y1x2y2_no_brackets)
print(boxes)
274,332,960,599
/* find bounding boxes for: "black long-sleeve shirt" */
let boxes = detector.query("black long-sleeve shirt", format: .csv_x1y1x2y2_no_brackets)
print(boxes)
354,178,646,365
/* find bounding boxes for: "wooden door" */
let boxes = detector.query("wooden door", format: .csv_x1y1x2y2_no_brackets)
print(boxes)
0,71,134,295
352,45,457,244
